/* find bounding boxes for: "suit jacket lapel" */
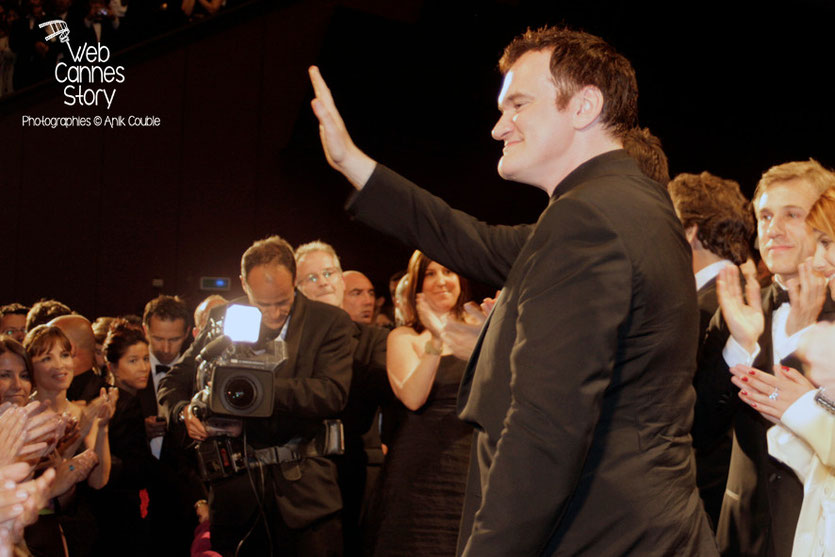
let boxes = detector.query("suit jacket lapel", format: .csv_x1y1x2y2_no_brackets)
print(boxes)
754,283,779,374
279,291,305,379
456,288,504,415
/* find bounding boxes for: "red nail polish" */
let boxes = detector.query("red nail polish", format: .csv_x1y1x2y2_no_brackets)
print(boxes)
782,366,790,372
748,369,756,375
741,376,749,382
752,403,758,408
741,390,748,396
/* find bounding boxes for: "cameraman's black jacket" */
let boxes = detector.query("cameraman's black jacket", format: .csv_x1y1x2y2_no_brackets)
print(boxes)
157,292,355,529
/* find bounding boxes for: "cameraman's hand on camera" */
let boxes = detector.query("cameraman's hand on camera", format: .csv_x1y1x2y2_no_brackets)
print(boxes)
184,405,208,442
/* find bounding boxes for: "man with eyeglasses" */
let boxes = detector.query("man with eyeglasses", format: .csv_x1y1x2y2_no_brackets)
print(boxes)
295,240,393,556
0,303,28,343
295,241,346,306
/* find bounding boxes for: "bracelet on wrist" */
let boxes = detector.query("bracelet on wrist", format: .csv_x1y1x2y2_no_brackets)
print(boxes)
814,388,835,415
424,339,442,356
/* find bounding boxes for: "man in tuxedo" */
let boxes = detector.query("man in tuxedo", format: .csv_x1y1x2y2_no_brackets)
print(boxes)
139,294,200,557
295,240,391,556
310,26,716,556
697,159,835,556
141,294,190,456
668,171,755,529
158,235,354,556
668,171,755,340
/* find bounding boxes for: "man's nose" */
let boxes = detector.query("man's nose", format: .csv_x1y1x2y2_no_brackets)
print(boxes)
766,216,786,237
491,112,512,141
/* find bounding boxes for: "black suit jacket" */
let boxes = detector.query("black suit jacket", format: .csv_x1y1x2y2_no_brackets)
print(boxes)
696,283,835,556
157,292,355,529
693,277,732,530
348,151,716,556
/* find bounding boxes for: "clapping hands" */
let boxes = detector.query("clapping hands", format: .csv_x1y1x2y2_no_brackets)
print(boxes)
717,261,764,354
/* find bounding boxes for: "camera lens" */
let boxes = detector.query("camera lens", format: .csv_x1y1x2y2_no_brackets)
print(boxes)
224,377,256,410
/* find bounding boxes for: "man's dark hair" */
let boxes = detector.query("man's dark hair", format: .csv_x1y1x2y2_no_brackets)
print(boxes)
241,235,296,283
667,172,755,265
621,127,669,184
0,303,30,319
143,295,190,328
26,299,72,332
499,26,638,138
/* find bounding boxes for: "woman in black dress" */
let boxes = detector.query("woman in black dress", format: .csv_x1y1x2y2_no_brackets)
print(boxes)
371,251,474,557
89,319,156,557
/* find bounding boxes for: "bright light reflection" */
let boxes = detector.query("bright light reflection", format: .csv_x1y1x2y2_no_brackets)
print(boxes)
223,304,261,343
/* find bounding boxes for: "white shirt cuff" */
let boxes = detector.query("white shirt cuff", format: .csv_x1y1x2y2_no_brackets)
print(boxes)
722,335,760,367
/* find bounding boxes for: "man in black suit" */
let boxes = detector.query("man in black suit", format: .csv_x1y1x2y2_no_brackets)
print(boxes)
667,171,755,530
310,26,716,556
138,295,201,557
294,240,392,557
158,235,355,557
697,159,835,556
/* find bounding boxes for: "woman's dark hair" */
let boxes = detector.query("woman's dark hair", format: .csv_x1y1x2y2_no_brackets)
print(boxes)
103,318,148,364
0,334,34,380
403,251,469,333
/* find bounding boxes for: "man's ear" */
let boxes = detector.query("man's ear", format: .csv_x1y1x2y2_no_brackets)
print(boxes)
685,224,702,248
572,85,604,130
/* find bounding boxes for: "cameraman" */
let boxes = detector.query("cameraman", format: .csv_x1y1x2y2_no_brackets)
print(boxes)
158,236,355,557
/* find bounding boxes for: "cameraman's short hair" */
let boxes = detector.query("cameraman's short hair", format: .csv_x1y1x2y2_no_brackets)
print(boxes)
143,295,190,328
26,299,72,332
241,235,296,283
295,240,341,271
753,159,835,209
668,171,754,265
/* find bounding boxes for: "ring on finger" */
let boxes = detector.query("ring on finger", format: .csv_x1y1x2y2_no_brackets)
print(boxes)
768,387,780,401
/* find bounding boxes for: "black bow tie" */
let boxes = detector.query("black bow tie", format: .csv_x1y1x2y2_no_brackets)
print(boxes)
771,285,790,308
155,364,170,375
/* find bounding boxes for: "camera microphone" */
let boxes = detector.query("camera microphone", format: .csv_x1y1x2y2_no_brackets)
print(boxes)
198,335,232,364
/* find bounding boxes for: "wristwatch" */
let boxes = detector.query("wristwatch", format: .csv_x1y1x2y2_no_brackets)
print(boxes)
814,388,835,415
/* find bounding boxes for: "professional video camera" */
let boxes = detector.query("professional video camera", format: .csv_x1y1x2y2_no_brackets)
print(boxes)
188,304,345,482
190,304,287,421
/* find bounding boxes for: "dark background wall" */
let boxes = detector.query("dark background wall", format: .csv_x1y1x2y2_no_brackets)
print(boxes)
2,0,834,320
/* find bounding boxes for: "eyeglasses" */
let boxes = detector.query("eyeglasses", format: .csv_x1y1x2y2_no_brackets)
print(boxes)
300,268,341,286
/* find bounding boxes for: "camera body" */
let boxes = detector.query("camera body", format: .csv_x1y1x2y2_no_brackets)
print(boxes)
191,305,288,419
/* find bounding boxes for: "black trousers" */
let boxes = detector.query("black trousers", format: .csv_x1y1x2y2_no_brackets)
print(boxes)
209,469,343,557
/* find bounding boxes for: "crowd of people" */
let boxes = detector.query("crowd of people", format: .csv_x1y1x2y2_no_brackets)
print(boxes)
0,0,233,97
2,162,835,557
3,22,835,557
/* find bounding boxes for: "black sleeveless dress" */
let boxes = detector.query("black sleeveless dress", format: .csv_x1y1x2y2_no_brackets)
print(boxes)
371,355,473,556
